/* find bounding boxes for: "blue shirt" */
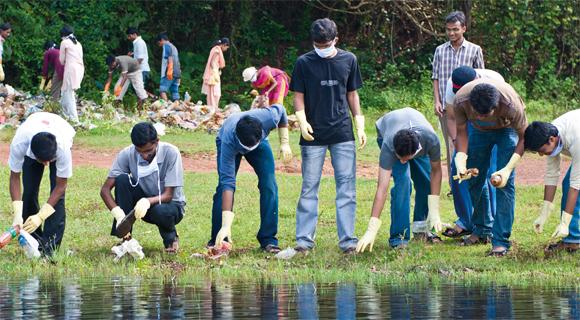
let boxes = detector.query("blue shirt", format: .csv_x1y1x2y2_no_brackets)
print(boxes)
161,42,181,79
217,104,288,191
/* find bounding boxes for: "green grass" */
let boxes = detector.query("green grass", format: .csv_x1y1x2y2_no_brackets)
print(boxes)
0,164,578,287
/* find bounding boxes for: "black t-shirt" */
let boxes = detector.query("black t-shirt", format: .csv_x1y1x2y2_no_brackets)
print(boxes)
289,49,363,146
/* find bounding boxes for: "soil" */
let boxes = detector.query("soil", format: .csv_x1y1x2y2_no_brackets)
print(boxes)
0,142,568,185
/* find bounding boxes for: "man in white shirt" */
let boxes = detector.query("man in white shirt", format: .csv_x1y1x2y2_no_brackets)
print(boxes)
127,27,151,92
8,112,76,256
524,110,580,254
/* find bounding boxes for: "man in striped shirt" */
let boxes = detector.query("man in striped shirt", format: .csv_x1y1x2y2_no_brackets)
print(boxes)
432,11,484,175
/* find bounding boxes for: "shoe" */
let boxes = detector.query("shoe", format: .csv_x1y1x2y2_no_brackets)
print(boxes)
165,237,179,254
460,234,490,246
391,243,408,250
545,241,579,256
343,247,357,255
442,226,471,238
263,244,281,254
487,247,509,257
294,246,310,254
413,232,443,244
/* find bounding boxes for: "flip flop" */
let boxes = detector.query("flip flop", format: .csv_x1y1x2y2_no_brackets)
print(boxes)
460,235,490,246
487,248,509,257
442,227,471,238
115,209,136,238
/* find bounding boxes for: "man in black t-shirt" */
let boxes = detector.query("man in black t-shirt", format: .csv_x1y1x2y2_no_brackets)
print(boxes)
290,18,367,254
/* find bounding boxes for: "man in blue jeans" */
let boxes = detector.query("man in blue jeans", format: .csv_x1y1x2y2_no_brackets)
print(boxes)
156,32,180,101
524,111,580,254
449,78,528,256
209,104,292,253
290,18,367,254
356,108,443,251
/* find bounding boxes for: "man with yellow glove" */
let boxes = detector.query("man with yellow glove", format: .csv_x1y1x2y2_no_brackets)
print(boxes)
8,112,76,256
104,55,148,111
0,23,12,82
101,122,185,254
290,18,365,254
449,78,528,256
209,104,291,254
357,108,443,252
524,111,580,254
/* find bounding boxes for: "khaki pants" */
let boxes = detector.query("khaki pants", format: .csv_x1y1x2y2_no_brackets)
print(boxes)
438,111,454,178
116,71,147,101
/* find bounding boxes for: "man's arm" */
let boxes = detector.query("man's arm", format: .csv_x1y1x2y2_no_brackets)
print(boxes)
100,177,117,210
294,92,305,112
429,160,442,196
9,171,21,201
514,127,525,156
433,80,443,117
347,90,362,116
370,167,392,219
46,177,67,207
446,101,458,141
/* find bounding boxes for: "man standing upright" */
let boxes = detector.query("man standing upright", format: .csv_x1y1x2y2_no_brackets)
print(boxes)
290,18,367,254
126,27,151,92
156,33,180,101
0,22,12,82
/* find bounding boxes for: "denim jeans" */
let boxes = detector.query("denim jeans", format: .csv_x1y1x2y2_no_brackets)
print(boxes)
296,141,357,251
450,122,497,231
467,127,518,248
389,154,431,247
209,139,278,248
159,76,180,101
562,165,580,244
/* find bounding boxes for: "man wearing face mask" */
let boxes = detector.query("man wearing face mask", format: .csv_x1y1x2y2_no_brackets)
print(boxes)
290,18,366,254
357,108,443,252
100,122,185,254
524,110,580,254
8,112,76,256
209,104,291,254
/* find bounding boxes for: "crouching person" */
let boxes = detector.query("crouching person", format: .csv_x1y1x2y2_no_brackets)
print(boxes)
100,122,185,254
357,107,443,252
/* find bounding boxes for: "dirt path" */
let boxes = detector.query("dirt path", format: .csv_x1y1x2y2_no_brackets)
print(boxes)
0,143,567,185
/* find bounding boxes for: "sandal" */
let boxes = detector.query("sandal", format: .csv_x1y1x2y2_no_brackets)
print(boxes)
413,232,443,244
442,226,471,238
165,237,179,254
487,248,509,257
460,234,490,246
263,244,281,254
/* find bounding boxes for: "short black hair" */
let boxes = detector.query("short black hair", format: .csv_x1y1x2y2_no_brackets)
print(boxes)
43,41,56,51
31,132,57,162
469,83,500,115
445,11,466,26
126,27,138,35
105,55,116,66
131,122,158,147
235,116,263,148
155,32,169,42
310,18,337,43
524,121,559,151
0,23,11,31
393,129,420,157
60,25,74,37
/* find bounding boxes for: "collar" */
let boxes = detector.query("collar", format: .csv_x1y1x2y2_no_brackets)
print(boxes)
133,142,166,164
0,35,4,42
445,38,466,49
132,36,142,44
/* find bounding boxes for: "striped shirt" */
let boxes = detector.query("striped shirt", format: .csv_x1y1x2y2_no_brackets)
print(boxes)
432,39,484,105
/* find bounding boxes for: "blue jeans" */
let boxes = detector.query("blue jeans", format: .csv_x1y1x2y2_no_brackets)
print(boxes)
209,139,278,248
467,127,518,248
562,165,580,244
389,154,431,247
296,141,357,251
450,122,497,231
159,76,180,101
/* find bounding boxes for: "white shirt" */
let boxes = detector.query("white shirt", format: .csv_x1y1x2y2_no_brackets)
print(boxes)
132,36,150,72
545,109,580,190
444,69,504,108
8,112,76,178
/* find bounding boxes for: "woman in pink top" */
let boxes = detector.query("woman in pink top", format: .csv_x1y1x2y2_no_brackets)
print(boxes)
242,65,290,106
202,37,229,109
59,26,84,123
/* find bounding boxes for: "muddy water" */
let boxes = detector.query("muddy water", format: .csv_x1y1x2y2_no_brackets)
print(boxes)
0,278,578,319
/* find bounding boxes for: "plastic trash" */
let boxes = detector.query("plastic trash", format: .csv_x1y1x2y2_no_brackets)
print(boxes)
0,225,20,249
153,122,166,136
275,247,297,260
18,230,41,259
184,92,191,103
111,238,145,262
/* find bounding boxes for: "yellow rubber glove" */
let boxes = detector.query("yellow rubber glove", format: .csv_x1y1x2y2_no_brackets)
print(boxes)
355,115,367,149
39,77,46,91
216,210,235,247
111,206,126,228
134,198,150,219
295,110,314,141
0,61,4,82
427,195,443,232
551,211,573,238
491,153,521,188
454,152,468,183
23,203,55,233
356,217,381,253
533,200,554,233
45,79,52,91
114,85,122,97
12,200,23,227
278,127,292,161
167,61,174,80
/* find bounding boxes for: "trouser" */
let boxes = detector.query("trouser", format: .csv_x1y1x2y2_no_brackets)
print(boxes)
296,141,358,251
21,156,66,256
60,88,78,122
113,174,183,248
438,111,454,178
159,77,180,101
50,73,62,101
116,70,148,101
205,84,221,109
562,165,580,244
467,127,517,248
209,139,278,248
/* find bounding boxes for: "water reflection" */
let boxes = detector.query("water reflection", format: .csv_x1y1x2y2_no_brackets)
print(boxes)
0,278,578,319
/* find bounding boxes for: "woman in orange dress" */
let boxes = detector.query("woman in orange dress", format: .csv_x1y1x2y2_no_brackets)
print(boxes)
202,38,229,109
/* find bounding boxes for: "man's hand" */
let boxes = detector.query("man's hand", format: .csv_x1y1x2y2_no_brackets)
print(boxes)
454,152,468,182
355,115,367,149
134,198,150,219
278,127,292,161
23,203,55,234
216,211,235,247
356,217,381,253
434,101,444,117
12,200,23,227
491,154,521,188
295,110,314,141
114,85,122,97
427,195,443,232
551,211,573,238
533,200,554,233
111,206,126,228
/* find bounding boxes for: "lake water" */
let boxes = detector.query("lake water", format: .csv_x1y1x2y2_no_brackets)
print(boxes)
0,278,578,319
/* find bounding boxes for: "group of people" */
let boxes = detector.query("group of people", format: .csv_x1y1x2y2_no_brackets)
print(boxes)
5,15,579,258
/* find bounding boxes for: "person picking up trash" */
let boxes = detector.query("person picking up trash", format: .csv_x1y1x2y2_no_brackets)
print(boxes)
242,65,290,107
104,55,148,111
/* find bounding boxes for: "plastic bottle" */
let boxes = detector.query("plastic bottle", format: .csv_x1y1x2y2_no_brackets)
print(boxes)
0,225,20,249
18,230,41,259
184,91,191,103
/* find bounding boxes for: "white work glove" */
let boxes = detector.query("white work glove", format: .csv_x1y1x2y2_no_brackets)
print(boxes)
491,153,521,188
278,127,292,161
356,217,381,253
23,203,55,234
454,152,468,183
295,110,314,141
134,198,150,219
215,210,235,247
427,195,443,233
111,206,126,228
533,200,554,233
551,211,573,238
0,61,4,82
12,200,23,227
354,115,367,149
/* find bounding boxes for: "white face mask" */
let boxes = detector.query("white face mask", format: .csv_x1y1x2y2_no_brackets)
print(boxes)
314,40,336,58
240,140,260,152
549,137,563,157
129,148,161,204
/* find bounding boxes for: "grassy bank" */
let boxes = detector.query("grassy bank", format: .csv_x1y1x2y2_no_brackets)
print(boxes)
0,164,578,287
